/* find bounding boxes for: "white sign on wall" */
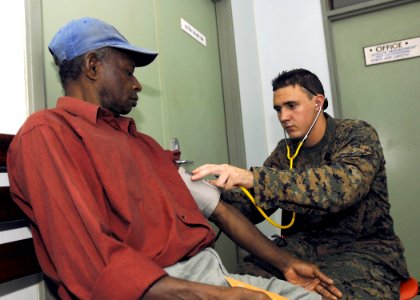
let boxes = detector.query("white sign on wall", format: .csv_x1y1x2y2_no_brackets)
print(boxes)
181,18,206,46
363,36,420,66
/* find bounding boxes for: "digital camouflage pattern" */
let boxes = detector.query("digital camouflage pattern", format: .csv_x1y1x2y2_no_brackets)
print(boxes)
238,236,402,299
222,114,409,299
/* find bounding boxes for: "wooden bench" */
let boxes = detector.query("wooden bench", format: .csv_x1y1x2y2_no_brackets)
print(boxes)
0,133,41,284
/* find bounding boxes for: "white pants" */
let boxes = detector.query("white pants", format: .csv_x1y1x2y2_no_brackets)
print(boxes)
165,248,321,300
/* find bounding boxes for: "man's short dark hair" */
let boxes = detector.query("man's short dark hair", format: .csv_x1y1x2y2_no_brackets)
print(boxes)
55,47,110,88
272,68,328,110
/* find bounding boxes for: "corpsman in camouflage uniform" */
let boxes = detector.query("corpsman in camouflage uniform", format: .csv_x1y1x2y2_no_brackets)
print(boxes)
192,69,409,299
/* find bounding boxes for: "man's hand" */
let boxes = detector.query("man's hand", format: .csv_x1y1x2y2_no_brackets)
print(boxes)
192,164,253,189
283,259,342,300
209,202,341,299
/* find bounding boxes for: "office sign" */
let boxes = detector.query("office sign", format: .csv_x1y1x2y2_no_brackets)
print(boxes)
363,36,420,66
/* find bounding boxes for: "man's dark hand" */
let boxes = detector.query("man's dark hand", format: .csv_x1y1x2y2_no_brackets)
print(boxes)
283,259,342,299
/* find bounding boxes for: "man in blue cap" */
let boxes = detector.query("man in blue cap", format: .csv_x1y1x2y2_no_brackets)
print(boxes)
7,17,341,300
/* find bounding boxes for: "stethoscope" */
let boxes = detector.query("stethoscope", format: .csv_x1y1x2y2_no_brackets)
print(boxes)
240,104,323,229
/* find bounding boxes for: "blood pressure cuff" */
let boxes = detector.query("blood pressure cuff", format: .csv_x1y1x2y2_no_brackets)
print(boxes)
178,167,221,218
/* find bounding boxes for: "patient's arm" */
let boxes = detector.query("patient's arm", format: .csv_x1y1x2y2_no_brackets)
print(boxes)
209,201,342,300
209,202,295,271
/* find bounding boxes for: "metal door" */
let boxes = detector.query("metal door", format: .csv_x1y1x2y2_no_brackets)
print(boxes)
328,0,420,279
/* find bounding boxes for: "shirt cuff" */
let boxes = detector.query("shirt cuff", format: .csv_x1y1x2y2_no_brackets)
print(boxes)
91,248,167,300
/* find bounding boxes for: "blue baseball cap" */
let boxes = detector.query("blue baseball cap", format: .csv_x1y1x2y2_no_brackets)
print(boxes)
48,17,158,67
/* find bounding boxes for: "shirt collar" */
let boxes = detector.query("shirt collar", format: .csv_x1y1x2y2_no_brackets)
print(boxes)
57,96,100,126
56,96,138,135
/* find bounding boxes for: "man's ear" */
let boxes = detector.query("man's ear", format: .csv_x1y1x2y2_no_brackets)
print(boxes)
314,95,325,111
84,52,100,81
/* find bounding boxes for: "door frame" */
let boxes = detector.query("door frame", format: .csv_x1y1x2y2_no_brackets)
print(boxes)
24,0,46,115
320,0,418,118
213,0,246,168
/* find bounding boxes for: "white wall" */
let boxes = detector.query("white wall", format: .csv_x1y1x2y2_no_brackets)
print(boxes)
253,0,334,151
0,1,28,135
230,0,333,235
0,2,41,299
232,0,333,164
0,0,32,244
230,0,269,168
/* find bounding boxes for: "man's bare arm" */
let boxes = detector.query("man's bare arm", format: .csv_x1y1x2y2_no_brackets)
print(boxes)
209,201,342,300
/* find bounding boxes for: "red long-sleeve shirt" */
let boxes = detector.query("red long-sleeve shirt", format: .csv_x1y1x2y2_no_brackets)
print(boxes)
7,97,216,299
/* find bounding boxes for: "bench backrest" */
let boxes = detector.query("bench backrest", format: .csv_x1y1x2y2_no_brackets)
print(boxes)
0,133,41,284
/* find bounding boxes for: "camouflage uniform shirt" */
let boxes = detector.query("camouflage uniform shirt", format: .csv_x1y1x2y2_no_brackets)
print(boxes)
222,114,408,279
